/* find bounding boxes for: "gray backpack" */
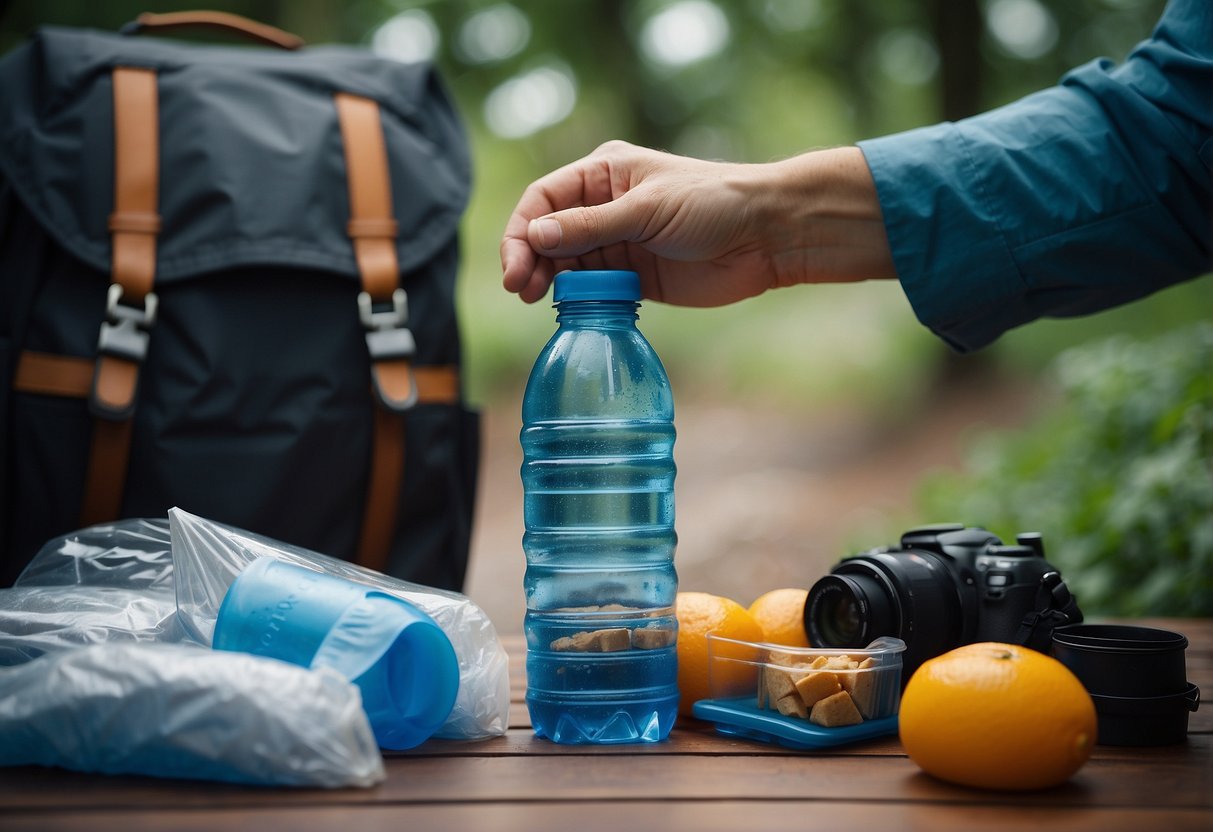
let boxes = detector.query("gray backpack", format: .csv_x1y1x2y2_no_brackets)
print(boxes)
0,12,478,588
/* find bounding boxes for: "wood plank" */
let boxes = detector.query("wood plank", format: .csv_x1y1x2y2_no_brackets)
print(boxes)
2,736,1208,812
342,744,1213,809
3,801,1210,832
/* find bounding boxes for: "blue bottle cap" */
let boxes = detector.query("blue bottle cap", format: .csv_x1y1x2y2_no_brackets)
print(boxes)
553,270,641,302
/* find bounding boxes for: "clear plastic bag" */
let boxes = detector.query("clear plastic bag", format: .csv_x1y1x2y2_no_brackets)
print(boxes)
0,510,510,743
169,507,510,740
0,519,183,665
13,518,176,591
0,642,385,788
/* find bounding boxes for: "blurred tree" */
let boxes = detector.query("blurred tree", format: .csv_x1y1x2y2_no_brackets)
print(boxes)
1,0,1169,160
931,0,983,120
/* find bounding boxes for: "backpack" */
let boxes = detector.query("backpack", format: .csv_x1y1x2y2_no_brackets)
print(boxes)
0,12,479,589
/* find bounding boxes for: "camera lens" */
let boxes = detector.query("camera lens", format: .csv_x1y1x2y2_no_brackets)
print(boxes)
815,583,863,645
804,572,896,648
806,550,965,678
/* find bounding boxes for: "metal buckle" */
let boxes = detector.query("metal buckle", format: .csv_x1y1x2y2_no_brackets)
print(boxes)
358,288,416,362
90,283,158,420
358,288,418,410
97,283,159,363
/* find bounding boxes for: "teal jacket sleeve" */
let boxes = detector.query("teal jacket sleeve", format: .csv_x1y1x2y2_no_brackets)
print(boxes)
858,0,1212,352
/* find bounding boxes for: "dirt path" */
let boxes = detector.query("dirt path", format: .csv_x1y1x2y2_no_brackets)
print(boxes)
463,373,1043,631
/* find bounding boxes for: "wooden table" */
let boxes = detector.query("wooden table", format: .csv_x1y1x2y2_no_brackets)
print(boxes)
2,619,1210,831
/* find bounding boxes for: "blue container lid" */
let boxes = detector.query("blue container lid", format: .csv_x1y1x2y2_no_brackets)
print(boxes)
213,558,459,750
693,697,899,750
317,591,460,751
553,270,641,302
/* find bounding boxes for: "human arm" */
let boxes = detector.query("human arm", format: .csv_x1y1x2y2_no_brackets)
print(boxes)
500,0,1211,350
860,0,1213,351
499,142,896,306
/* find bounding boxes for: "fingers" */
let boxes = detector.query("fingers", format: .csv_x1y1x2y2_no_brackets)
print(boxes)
500,236,539,296
500,173,560,299
515,257,557,304
501,143,643,301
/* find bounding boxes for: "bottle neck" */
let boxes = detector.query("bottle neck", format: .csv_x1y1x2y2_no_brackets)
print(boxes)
555,299,640,327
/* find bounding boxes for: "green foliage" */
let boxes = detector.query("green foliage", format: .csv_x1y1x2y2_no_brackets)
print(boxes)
917,324,1213,617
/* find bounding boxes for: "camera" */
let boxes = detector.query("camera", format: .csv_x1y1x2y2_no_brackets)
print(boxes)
804,524,1082,677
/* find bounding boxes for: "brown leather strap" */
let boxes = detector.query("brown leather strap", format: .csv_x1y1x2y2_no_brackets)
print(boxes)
374,359,417,407
357,405,405,573
81,67,161,527
336,95,416,413
347,217,399,239
109,67,159,304
80,419,136,527
14,351,461,404
125,11,304,51
334,91,417,570
13,352,94,397
91,354,140,414
334,93,399,301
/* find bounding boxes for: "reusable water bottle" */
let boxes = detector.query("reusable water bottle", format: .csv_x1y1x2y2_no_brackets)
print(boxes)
521,269,679,744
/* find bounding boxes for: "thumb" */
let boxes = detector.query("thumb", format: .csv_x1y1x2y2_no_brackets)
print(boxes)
527,199,645,257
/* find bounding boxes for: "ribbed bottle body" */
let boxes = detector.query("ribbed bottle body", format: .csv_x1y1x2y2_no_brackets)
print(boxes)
521,299,678,744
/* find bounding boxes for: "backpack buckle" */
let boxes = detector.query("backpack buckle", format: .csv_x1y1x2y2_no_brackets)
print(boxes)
98,283,158,363
91,283,158,419
358,289,418,411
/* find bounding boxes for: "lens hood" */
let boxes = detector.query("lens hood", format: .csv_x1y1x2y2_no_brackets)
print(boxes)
1052,624,1200,746
1052,624,1188,696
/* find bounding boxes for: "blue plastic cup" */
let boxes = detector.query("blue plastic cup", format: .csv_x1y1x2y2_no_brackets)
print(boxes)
213,557,459,750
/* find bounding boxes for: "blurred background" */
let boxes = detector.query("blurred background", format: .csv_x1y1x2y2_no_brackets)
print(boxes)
3,0,1210,627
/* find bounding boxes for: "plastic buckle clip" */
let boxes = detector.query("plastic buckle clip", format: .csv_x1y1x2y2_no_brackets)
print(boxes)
98,283,159,363
90,284,158,420
358,288,415,361
358,288,418,410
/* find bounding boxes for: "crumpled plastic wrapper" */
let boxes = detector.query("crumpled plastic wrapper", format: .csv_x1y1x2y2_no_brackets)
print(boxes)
0,642,385,788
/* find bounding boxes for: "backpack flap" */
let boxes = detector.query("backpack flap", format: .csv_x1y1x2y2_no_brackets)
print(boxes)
0,25,470,287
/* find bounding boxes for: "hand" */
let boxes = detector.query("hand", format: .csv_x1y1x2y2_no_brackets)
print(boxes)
500,140,896,306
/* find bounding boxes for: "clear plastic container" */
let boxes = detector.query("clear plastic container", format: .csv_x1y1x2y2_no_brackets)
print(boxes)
693,635,906,749
521,270,679,744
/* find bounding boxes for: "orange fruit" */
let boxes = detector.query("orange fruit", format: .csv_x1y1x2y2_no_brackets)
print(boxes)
748,588,811,647
675,592,764,716
899,642,1097,791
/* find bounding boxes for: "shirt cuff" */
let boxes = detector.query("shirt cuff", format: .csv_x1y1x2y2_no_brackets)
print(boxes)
858,125,1027,353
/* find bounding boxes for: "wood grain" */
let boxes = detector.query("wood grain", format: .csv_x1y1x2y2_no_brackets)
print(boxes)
3,736,1208,811
3,803,1212,832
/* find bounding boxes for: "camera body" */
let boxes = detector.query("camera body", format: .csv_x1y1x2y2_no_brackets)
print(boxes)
805,524,1081,677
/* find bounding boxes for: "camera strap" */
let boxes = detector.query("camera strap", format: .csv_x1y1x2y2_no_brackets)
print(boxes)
1015,571,1083,652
